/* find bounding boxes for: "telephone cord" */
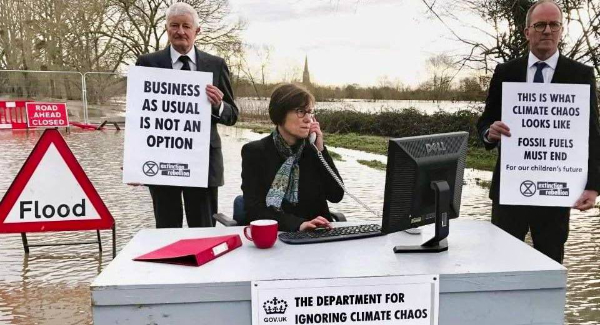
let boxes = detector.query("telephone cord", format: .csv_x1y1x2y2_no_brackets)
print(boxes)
314,144,382,218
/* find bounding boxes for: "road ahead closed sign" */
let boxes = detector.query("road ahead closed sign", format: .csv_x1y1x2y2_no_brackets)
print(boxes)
26,102,69,128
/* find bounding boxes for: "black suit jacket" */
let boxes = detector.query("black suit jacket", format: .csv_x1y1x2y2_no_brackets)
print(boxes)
241,135,345,231
136,46,238,187
477,55,600,202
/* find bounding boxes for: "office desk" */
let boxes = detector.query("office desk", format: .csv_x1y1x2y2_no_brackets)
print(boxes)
91,220,566,325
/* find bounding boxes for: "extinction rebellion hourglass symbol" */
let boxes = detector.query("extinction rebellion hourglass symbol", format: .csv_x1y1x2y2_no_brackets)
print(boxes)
520,180,536,197
143,161,158,176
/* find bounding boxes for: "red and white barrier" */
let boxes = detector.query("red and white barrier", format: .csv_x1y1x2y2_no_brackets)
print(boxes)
0,100,32,129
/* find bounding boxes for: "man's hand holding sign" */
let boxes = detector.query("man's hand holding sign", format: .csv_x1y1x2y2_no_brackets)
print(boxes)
206,84,224,109
486,121,511,142
573,189,597,211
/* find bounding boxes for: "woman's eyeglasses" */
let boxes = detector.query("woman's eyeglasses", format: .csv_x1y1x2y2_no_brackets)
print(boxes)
295,108,315,118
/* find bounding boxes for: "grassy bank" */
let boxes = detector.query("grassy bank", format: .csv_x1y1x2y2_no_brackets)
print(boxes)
315,108,500,170
236,122,497,171
357,160,386,170
237,106,498,170
328,150,344,161
467,147,497,171
235,122,344,161
328,133,496,171
326,133,388,155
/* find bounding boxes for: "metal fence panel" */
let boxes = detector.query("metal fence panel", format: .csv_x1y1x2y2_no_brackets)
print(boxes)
0,70,85,123
84,72,127,124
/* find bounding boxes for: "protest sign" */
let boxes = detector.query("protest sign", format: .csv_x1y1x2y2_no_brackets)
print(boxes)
252,275,439,325
500,82,590,206
123,66,212,187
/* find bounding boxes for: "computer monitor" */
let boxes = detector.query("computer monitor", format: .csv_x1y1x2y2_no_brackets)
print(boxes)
381,131,468,253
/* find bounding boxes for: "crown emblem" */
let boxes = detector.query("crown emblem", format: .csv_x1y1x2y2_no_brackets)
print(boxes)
263,297,288,314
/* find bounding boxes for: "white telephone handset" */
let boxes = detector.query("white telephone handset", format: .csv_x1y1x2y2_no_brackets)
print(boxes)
309,116,318,145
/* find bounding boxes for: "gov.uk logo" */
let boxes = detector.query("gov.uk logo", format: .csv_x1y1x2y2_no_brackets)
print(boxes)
263,297,288,314
262,297,288,323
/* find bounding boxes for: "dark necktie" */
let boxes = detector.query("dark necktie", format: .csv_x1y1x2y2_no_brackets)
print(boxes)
179,55,191,71
533,61,547,83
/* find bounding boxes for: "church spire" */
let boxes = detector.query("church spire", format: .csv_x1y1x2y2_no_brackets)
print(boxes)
302,55,311,86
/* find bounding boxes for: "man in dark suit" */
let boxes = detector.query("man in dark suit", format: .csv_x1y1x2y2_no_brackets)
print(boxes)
135,2,238,228
477,0,600,263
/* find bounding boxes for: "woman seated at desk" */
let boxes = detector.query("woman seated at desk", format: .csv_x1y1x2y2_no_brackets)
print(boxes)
241,83,344,232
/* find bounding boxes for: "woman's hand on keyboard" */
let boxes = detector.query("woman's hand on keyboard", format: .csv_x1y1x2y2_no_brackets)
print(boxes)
299,216,332,231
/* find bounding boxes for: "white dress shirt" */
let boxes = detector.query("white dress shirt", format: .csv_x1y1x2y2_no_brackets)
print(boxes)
170,45,224,116
170,46,197,71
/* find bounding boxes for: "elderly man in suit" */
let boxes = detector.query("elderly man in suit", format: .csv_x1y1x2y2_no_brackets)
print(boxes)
135,2,238,228
477,0,600,263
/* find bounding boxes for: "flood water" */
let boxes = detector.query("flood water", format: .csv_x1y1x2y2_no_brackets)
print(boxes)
77,97,484,124
0,127,598,324
236,97,483,118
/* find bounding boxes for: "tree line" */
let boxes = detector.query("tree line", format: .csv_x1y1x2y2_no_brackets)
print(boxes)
0,0,244,101
232,75,487,102
232,51,488,102
421,0,600,77
3,0,599,103
0,0,244,72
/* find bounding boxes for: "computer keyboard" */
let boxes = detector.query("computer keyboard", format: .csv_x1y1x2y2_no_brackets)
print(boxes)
278,224,383,244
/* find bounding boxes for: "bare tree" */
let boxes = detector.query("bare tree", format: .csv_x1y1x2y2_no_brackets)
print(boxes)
102,0,245,64
377,75,393,88
426,53,457,101
238,53,262,99
420,0,600,77
0,0,244,71
279,60,302,84
0,0,40,97
561,0,600,76
0,0,247,102
0,0,37,70
256,44,273,87
0,0,126,72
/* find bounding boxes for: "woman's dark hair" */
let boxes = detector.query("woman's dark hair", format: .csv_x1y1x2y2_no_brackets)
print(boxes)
268,83,315,125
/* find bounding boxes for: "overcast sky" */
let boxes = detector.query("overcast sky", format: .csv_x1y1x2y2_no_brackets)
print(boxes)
228,0,480,87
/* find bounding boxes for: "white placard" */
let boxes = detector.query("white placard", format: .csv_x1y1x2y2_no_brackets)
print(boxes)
251,275,439,325
123,66,212,187
500,82,590,206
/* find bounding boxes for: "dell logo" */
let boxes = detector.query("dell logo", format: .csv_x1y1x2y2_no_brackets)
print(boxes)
426,142,447,153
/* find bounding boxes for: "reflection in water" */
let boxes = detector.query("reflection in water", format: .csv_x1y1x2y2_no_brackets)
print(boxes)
237,97,484,115
0,252,103,325
0,127,598,324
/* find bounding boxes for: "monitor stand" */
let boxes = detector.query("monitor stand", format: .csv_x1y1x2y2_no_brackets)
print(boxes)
394,180,450,253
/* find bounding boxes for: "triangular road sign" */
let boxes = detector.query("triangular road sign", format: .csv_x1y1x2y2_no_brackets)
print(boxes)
0,129,114,233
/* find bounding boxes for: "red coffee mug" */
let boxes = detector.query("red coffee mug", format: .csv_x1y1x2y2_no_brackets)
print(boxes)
243,220,278,249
